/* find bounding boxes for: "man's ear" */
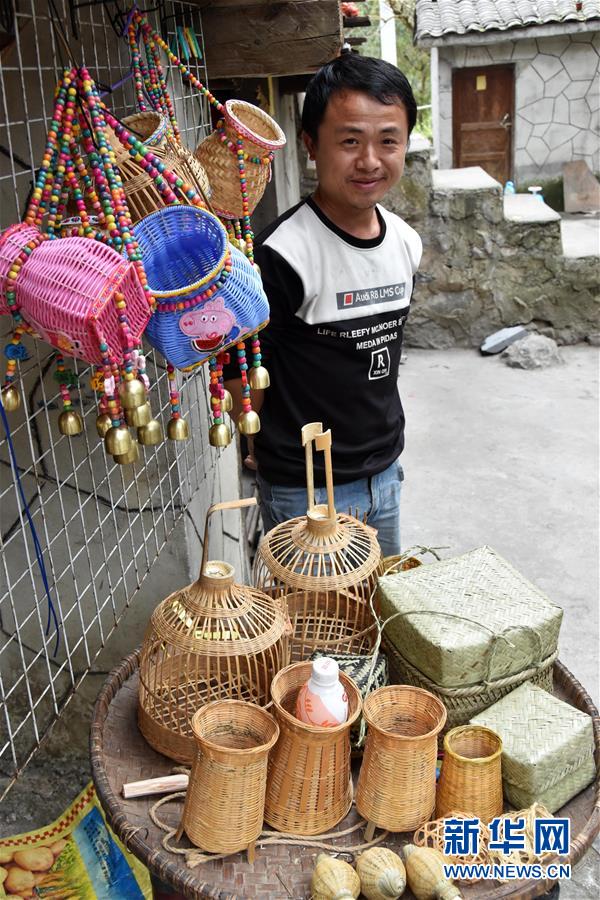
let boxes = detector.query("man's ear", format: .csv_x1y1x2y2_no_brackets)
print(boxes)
302,131,317,161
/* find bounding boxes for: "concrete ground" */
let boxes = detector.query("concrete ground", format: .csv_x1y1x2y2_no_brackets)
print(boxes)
0,346,598,896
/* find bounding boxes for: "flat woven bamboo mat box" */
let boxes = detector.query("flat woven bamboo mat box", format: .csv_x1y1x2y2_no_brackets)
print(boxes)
378,546,563,688
471,681,595,813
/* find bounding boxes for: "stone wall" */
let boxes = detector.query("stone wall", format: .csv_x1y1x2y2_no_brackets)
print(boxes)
436,31,600,185
386,144,599,348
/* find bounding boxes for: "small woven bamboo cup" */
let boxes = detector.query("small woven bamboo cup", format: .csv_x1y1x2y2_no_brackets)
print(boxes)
264,661,362,835
179,700,279,860
356,686,447,835
436,724,503,823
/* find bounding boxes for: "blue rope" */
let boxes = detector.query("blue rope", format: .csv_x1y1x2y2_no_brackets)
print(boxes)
0,396,61,657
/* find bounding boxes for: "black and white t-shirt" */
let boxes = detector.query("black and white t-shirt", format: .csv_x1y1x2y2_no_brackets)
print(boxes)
241,197,422,487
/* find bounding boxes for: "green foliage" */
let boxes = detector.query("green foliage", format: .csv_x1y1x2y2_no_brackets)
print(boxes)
348,1,431,137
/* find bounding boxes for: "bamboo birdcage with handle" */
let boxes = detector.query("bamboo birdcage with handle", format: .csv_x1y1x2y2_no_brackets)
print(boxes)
253,424,383,661
138,498,290,764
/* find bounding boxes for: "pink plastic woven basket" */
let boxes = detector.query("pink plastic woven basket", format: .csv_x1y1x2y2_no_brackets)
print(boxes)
0,225,151,365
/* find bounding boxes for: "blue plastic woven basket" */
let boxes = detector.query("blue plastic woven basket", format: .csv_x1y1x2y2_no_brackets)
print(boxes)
134,207,269,370
133,205,229,297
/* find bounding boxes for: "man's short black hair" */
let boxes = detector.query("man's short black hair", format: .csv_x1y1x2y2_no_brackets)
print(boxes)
301,54,417,142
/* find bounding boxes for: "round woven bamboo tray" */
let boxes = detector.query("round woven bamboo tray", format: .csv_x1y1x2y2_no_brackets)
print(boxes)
382,633,557,733
356,686,447,833
179,700,278,859
263,661,362,835
90,655,600,899
436,725,504,823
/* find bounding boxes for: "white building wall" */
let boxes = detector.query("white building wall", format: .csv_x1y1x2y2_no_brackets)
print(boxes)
436,31,599,185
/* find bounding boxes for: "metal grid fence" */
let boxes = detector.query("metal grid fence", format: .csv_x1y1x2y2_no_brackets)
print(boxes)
0,0,224,796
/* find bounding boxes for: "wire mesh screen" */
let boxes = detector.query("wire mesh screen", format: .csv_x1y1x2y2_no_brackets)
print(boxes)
0,0,227,796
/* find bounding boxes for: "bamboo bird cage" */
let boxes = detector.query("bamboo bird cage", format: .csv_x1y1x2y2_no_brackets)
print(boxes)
138,498,291,764
253,424,383,661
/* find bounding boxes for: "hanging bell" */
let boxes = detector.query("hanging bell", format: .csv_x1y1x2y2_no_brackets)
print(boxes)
238,410,260,435
96,413,113,437
130,402,153,427
58,410,83,436
1,385,21,412
137,419,163,446
124,408,136,426
222,389,233,413
113,443,140,465
249,366,270,390
167,417,190,441
209,423,231,447
105,424,133,456
119,377,147,410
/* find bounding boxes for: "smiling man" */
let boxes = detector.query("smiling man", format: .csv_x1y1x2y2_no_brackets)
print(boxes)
225,53,422,555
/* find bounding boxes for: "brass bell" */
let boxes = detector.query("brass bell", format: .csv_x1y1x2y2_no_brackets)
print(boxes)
137,419,163,446
113,443,140,465
238,410,260,435
222,389,233,413
130,402,153,427
1,385,21,412
119,377,147,410
209,423,231,447
104,424,133,456
167,416,190,441
96,413,112,437
58,409,83,436
124,408,136,426
249,365,270,390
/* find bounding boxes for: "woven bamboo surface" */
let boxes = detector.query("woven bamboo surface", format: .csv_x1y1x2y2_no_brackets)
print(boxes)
435,725,503,823
378,546,563,687
180,701,278,854
356,686,447,832
264,661,362,835
90,652,600,899
382,634,556,734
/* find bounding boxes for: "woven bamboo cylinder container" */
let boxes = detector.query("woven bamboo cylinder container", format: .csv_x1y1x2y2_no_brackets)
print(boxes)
356,686,447,834
107,113,211,224
195,99,286,219
435,725,503,824
264,661,362,834
138,498,290,764
253,424,383,662
179,700,279,858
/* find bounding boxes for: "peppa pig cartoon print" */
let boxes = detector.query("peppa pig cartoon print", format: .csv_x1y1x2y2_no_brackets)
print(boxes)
179,297,239,354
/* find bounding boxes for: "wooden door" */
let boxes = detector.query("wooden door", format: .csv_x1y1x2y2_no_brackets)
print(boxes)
452,65,514,184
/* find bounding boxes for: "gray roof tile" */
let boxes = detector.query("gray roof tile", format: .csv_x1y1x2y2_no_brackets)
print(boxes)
416,0,600,40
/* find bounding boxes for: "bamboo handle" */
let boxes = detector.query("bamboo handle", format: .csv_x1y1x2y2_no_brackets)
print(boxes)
314,429,336,521
200,497,257,577
301,422,323,512
122,774,189,799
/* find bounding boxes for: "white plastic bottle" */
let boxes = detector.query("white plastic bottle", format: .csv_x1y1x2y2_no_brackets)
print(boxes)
295,657,349,727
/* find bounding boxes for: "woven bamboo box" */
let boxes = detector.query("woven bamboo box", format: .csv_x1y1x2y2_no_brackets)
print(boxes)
378,546,562,688
471,682,595,813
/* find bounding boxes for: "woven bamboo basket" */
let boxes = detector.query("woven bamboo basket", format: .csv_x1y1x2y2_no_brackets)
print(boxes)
263,661,362,834
382,633,557,733
195,99,285,219
107,113,211,224
356,685,447,834
253,424,383,662
179,700,279,859
435,724,503,823
138,498,290,764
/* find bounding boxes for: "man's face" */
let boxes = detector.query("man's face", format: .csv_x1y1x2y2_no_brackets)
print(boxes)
304,89,410,213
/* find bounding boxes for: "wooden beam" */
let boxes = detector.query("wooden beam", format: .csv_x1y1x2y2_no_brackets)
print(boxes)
201,1,343,78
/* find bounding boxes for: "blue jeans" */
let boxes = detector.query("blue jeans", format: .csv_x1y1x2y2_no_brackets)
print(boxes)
256,460,404,557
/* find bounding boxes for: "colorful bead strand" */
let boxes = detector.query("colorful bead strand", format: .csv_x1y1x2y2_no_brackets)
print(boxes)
208,355,223,426
167,363,182,421
237,341,253,414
